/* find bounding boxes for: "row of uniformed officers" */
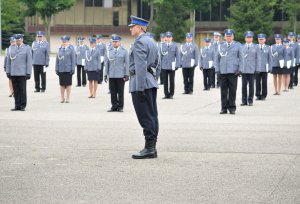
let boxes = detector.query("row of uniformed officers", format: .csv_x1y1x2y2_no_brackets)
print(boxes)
3,29,300,113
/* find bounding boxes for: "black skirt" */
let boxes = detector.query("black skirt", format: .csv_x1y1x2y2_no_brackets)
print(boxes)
272,67,283,75
87,71,99,81
282,66,293,74
59,72,72,86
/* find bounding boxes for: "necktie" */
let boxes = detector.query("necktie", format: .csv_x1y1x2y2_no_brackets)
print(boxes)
227,43,230,48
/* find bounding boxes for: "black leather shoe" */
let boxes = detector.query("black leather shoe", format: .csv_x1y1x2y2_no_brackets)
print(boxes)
162,96,169,99
34,90,40,93
182,92,188,94
229,110,235,115
188,91,193,95
248,103,253,106
240,103,247,106
132,140,157,159
107,109,118,112
19,108,25,111
256,97,261,100
118,108,123,112
220,110,227,114
261,97,266,101
11,108,19,111
169,95,174,99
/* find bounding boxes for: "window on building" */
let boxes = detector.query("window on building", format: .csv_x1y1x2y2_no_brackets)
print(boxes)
85,0,93,6
113,0,122,7
95,0,103,6
113,11,119,26
85,0,103,7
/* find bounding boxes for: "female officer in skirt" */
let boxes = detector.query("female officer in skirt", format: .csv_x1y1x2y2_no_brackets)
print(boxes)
85,38,101,98
271,34,284,95
55,35,75,103
104,34,129,112
282,38,294,92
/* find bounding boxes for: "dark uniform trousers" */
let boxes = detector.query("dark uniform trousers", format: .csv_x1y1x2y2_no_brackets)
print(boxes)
211,68,216,87
202,69,213,90
220,74,238,112
77,65,87,86
159,72,164,84
255,72,268,99
33,65,46,91
98,62,104,84
109,78,125,110
132,88,158,140
289,67,295,88
11,76,27,109
182,67,195,93
242,74,255,104
162,69,175,97
293,64,299,86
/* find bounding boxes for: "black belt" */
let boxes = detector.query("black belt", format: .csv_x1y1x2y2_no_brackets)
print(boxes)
129,66,156,77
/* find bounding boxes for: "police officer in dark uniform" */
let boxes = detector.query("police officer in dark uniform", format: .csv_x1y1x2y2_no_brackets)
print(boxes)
32,31,50,92
215,29,244,114
128,16,160,159
6,34,32,111
288,32,297,89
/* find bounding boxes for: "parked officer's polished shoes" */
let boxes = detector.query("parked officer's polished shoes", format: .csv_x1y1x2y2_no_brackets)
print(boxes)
220,110,227,114
132,140,157,159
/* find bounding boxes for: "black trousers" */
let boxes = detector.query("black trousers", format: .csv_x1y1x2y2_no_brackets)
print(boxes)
216,73,220,87
77,65,86,86
11,76,27,109
202,69,213,90
289,66,295,88
131,88,158,140
182,67,195,93
109,78,125,110
255,72,268,99
293,65,299,86
211,68,216,87
98,62,104,84
159,72,164,84
33,65,46,91
242,74,254,104
162,69,175,97
220,74,238,112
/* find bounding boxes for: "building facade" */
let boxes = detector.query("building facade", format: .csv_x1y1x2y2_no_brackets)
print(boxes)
24,0,299,52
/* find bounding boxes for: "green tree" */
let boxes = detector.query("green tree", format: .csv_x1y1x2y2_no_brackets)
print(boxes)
226,0,277,42
144,0,219,38
1,0,25,49
20,0,76,44
152,0,190,42
279,0,300,34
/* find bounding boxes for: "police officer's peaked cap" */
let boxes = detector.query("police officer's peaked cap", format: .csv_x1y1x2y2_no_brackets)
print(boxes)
128,16,149,27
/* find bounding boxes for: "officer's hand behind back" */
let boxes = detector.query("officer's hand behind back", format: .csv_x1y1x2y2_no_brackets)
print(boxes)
104,75,108,83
